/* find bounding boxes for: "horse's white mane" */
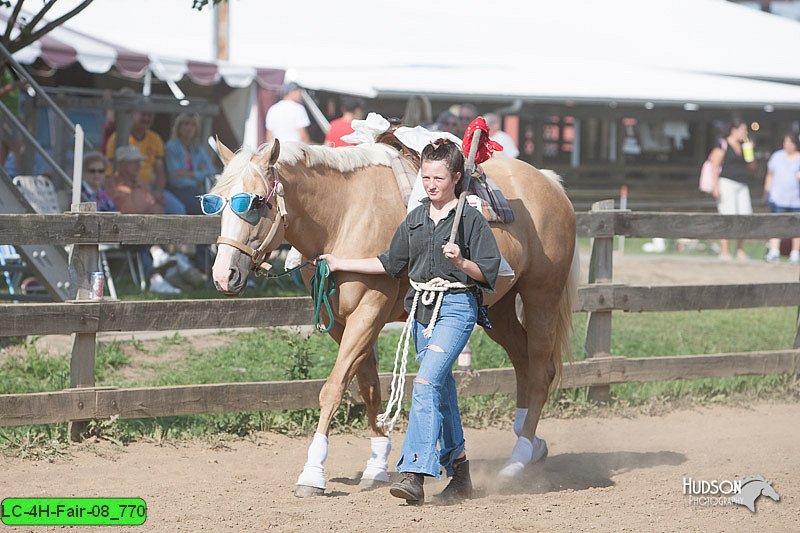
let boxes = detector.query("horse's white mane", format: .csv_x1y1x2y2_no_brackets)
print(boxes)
212,142,566,196
277,142,395,173
211,143,397,193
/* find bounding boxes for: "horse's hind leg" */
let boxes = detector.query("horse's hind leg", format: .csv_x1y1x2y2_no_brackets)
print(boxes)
484,289,529,436
499,287,561,478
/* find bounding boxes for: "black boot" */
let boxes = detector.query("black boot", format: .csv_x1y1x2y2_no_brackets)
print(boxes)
433,459,472,504
390,472,425,504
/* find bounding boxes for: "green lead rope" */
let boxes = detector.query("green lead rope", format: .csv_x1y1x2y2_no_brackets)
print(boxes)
311,258,336,333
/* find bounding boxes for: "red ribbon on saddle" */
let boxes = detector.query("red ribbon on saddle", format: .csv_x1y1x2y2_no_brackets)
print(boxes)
462,116,503,164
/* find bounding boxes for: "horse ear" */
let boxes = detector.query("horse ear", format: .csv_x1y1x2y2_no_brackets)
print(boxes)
255,139,280,170
215,136,235,165
268,138,281,166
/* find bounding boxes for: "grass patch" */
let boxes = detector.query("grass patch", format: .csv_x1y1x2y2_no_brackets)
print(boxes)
1,307,797,454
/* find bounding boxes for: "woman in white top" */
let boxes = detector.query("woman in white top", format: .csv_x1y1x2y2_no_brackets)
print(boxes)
763,133,800,264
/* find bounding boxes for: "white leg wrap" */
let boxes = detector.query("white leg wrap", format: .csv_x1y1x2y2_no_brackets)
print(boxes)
361,436,391,482
513,408,528,437
296,432,328,489
499,436,548,478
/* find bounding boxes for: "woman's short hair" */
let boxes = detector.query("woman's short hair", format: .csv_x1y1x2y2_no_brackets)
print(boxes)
784,132,800,151
170,112,201,144
83,151,108,171
421,139,465,195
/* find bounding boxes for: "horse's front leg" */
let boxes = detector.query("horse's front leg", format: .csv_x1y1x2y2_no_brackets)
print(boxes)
294,307,385,497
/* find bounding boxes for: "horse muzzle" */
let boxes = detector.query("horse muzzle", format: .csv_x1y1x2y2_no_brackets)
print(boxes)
212,247,253,296
214,267,247,296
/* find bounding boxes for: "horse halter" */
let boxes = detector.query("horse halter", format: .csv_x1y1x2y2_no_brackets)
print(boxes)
215,162,288,274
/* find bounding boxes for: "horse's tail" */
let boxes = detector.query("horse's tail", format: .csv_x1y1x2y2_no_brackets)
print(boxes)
550,242,580,391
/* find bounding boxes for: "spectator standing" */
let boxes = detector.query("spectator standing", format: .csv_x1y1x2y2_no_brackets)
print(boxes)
324,97,364,147
708,121,754,260
0,65,24,174
402,95,433,128
763,133,800,264
266,82,311,143
106,110,186,215
458,103,478,134
165,113,216,214
434,110,460,137
80,152,116,212
485,113,519,159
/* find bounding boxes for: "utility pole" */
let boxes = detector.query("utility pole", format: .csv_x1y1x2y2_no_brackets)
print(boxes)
213,2,230,61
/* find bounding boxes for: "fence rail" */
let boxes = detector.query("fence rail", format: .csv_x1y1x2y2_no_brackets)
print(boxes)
2,350,798,428
2,211,800,245
1,208,799,431
2,282,799,337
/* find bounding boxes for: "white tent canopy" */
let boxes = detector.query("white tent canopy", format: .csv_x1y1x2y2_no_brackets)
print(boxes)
291,62,800,110
42,0,800,107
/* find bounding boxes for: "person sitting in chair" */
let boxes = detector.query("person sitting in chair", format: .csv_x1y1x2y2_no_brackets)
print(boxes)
108,146,205,293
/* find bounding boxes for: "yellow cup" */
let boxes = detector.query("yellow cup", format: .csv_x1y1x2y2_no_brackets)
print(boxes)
742,141,754,163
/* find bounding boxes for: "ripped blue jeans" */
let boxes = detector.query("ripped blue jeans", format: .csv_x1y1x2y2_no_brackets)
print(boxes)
396,291,477,478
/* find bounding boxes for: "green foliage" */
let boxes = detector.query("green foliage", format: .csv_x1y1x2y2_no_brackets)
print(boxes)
286,336,313,381
0,342,69,394
0,427,68,461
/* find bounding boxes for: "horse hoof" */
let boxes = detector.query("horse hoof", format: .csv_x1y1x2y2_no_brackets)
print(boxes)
531,439,548,464
294,484,324,498
358,478,389,492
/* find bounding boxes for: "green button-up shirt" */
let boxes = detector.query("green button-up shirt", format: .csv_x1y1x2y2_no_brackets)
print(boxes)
378,198,501,324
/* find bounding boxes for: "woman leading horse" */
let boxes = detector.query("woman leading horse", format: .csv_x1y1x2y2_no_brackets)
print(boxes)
208,135,577,501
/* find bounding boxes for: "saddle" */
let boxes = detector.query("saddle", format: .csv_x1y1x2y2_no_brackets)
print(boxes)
377,130,514,224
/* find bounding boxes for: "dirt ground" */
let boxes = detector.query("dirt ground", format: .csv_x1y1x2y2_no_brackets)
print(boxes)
3,253,798,531
1,403,796,532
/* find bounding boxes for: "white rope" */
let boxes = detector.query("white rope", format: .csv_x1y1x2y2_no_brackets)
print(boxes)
377,277,467,432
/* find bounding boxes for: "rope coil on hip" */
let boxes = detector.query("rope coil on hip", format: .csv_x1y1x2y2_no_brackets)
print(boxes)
377,277,467,432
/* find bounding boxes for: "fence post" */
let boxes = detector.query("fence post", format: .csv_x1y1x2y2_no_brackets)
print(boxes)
67,202,98,441
795,268,800,349
584,199,615,403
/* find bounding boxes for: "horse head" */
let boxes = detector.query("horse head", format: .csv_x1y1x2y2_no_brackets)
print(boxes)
209,138,287,296
760,480,780,502
732,476,781,513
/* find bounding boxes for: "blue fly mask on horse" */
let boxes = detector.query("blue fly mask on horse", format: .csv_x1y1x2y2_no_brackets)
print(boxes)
207,139,288,293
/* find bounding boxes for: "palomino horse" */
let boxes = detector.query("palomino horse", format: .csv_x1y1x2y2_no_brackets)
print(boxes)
210,138,578,497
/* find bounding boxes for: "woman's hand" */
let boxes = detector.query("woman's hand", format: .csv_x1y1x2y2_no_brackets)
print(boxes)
316,253,340,272
441,242,464,268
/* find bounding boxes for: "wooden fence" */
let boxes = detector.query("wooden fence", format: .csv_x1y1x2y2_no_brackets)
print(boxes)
1,206,799,434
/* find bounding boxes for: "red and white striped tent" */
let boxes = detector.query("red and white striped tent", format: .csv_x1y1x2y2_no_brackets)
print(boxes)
1,10,285,144
2,10,283,88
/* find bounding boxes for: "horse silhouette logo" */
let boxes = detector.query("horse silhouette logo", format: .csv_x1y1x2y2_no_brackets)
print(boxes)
730,476,781,513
